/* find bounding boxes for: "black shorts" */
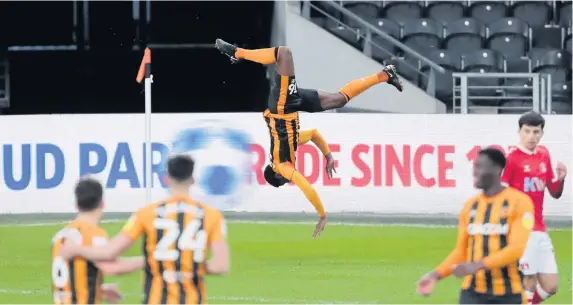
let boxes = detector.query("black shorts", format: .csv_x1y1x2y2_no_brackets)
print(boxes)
267,69,324,114
459,289,526,304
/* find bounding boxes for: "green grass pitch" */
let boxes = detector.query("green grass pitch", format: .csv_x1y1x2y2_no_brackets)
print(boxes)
0,221,570,304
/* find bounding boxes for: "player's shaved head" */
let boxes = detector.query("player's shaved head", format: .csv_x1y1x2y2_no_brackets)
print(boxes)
264,165,289,188
479,148,506,170
167,154,195,183
75,177,104,212
519,111,545,129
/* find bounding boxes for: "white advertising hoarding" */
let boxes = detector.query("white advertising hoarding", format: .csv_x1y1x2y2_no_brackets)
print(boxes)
0,113,570,216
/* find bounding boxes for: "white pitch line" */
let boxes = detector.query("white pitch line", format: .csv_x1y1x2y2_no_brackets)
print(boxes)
0,288,375,304
0,218,566,231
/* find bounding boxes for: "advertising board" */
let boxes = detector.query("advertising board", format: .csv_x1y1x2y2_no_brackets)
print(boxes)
0,113,570,216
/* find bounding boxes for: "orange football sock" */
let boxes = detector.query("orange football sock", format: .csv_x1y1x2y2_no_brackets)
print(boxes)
235,47,277,65
338,72,389,102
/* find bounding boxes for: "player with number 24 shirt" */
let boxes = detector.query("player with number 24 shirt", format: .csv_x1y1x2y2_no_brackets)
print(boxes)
59,155,230,305
215,38,403,238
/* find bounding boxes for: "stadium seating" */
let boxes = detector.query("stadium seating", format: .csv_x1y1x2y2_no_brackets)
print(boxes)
307,0,572,114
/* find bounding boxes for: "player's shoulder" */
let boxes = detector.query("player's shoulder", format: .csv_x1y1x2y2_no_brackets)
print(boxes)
536,145,553,161
462,193,481,211
136,201,164,216
200,203,224,219
505,186,529,198
505,187,534,207
505,148,524,161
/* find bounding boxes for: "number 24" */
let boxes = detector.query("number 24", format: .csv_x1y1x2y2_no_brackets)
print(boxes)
153,218,207,262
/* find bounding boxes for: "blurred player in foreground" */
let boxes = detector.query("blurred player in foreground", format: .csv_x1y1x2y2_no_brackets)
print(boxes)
61,155,230,304
417,148,534,304
501,111,567,304
52,178,144,304
215,38,403,238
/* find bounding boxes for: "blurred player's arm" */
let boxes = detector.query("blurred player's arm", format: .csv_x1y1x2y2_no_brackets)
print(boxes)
71,214,142,261
89,235,144,275
298,129,331,156
206,212,230,275
95,257,145,275
546,157,565,199
480,196,533,269
433,205,470,279
276,162,326,217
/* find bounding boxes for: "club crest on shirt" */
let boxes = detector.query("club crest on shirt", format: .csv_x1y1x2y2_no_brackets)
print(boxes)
523,165,531,172
123,216,136,231
539,162,546,173
521,212,534,230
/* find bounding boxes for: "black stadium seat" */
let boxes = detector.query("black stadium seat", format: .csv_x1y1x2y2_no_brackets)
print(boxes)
444,18,485,56
305,0,573,110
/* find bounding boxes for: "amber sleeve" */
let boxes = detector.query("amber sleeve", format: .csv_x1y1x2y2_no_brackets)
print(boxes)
298,129,331,156
276,163,325,217
434,208,469,279
482,197,534,269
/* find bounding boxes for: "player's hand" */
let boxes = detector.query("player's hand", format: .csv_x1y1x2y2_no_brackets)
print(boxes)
325,153,337,179
452,262,483,278
313,216,327,239
556,162,567,181
416,272,439,297
101,283,123,303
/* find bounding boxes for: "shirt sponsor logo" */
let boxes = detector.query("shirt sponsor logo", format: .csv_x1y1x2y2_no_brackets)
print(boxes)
467,223,509,236
523,177,545,192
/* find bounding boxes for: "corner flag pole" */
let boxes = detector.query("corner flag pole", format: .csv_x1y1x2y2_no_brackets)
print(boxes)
137,48,153,203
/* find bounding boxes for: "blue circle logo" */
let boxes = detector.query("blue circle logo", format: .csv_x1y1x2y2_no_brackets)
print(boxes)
161,120,252,209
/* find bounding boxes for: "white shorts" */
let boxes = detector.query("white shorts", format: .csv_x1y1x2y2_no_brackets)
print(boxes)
519,231,558,275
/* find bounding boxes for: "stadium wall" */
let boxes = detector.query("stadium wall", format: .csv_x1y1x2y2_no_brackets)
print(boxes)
282,3,447,113
0,113,570,217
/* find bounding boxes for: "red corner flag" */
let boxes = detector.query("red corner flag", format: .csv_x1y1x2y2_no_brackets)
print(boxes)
136,48,151,84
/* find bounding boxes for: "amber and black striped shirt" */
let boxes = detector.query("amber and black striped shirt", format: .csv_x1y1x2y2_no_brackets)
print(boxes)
121,196,227,304
52,221,108,304
435,187,534,297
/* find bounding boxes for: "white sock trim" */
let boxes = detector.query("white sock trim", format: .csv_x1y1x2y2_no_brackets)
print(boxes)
536,284,552,300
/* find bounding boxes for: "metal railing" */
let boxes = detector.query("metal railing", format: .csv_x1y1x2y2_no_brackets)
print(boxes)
301,0,446,98
452,73,554,114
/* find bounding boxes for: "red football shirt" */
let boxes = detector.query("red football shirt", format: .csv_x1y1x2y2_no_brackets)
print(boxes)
501,146,556,232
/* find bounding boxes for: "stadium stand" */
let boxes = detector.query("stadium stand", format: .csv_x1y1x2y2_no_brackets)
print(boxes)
304,0,572,114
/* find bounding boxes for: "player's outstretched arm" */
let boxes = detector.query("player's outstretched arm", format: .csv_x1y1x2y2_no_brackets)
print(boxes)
95,256,145,275
298,129,330,154
299,129,336,178
64,234,135,262
433,210,470,279
416,210,468,297
480,197,533,269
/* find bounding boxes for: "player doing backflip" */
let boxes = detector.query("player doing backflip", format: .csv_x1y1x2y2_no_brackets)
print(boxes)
501,111,567,304
215,38,403,238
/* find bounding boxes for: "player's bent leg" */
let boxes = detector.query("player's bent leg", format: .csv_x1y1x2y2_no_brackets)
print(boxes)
214,39,295,75
535,274,558,303
534,243,559,303
334,65,403,108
